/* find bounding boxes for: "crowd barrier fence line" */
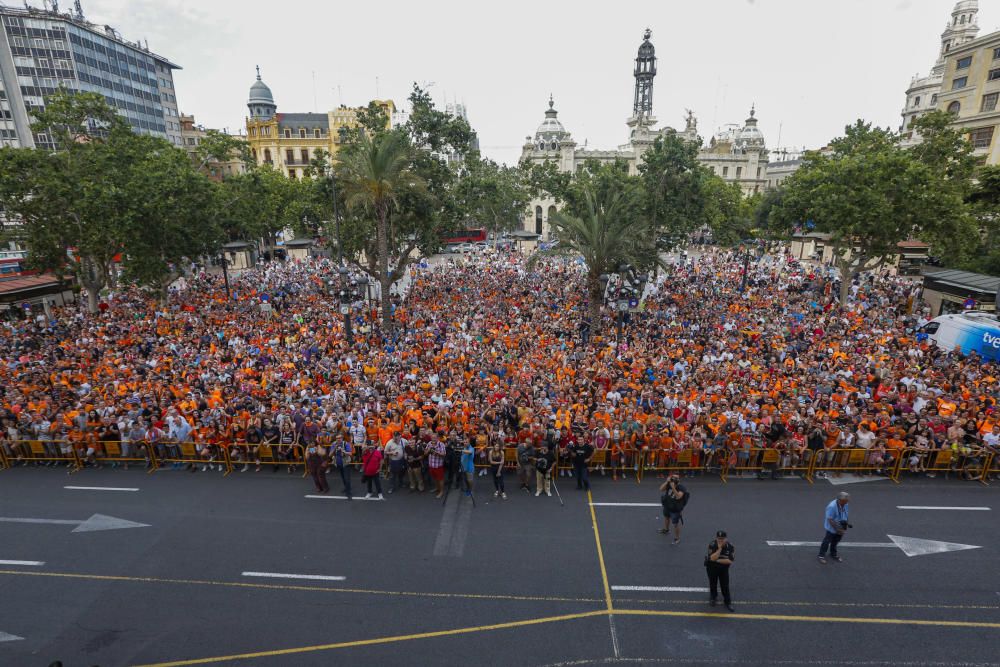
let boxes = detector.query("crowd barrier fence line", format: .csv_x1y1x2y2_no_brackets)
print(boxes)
892,446,992,485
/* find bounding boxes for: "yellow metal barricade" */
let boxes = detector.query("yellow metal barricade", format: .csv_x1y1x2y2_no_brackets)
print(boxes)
0,445,8,470
812,447,898,483
247,443,305,477
92,440,151,470
151,440,230,475
503,446,518,470
638,448,714,481
24,439,82,472
722,447,765,480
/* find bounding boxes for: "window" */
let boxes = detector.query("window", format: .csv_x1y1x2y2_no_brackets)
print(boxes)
982,92,999,112
288,169,296,179
285,149,294,163
283,128,291,138
314,128,321,138
12,36,23,47
913,96,921,107
989,68,1000,82
994,47,1000,60
952,76,968,90
756,166,762,178
301,148,309,163
931,94,938,106
251,148,257,160
263,148,272,163
722,166,729,177
299,128,306,138
736,166,743,179
969,126,995,149
534,206,542,235
947,101,961,114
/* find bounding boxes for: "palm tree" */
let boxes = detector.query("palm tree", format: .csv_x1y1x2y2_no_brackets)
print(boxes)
337,130,422,332
534,182,660,334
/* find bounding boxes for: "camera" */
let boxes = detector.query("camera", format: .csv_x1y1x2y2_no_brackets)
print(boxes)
838,520,852,530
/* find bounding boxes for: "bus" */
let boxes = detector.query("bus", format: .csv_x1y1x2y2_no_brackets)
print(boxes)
921,311,1000,362
442,228,487,245
0,249,29,276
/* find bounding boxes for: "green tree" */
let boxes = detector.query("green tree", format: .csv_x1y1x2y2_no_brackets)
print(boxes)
0,89,130,311
533,162,659,332
455,158,531,240
638,133,717,250
192,129,252,177
964,164,1000,275
771,120,975,305
337,129,423,331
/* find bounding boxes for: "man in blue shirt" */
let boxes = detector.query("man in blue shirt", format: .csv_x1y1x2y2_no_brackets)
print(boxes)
818,492,850,564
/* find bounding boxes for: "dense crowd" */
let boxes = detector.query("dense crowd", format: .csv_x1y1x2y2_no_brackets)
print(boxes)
2,246,998,497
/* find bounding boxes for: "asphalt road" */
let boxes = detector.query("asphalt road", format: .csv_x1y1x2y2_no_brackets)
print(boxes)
0,467,997,666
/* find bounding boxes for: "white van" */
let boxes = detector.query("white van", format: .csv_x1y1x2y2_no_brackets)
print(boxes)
920,312,1000,362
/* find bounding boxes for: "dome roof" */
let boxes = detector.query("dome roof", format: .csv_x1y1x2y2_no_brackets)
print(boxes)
637,28,655,57
535,96,569,141
249,67,275,106
735,106,765,148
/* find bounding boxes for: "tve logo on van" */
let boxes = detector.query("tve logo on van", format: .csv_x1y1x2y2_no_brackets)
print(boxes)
984,332,1000,349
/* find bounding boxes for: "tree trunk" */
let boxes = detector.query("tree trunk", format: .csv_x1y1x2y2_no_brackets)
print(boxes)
376,204,392,333
86,288,99,314
587,273,604,335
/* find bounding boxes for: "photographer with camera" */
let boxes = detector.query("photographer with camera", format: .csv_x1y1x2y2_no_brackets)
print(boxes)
818,491,851,564
658,474,688,544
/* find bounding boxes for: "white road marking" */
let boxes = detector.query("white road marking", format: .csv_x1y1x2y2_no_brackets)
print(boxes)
433,492,473,557
64,486,139,492
767,535,982,557
590,502,661,507
0,631,24,642
241,571,346,582
821,474,889,485
896,506,990,511
304,495,382,501
0,513,149,533
608,612,620,658
0,560,44,566
612,585,710,592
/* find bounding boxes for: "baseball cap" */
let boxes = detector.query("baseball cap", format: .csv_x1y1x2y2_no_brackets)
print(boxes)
716,530,727,538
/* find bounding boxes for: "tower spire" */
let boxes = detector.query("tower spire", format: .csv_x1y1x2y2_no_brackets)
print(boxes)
633,28,656,120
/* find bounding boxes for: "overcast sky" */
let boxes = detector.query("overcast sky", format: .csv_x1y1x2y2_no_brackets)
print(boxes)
69,0,997,165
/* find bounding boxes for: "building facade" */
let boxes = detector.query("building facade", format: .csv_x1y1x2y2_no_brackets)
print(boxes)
245,68,394,179
935,27,1000,164
179,113,246,181
519,30,769,239
0,2,181,149
900,0,981,145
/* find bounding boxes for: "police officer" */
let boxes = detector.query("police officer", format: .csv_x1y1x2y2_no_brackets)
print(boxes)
704,530,735,612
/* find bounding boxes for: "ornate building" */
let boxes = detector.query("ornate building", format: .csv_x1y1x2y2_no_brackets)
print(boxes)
244,67,394,178
900,1,980,145
519,30,767,239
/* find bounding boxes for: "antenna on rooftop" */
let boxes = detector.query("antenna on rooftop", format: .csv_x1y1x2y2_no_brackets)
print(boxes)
74,0,83,19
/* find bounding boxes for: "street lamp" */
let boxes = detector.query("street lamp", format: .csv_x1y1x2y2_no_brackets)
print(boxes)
338,265,353,345
738,239,763,294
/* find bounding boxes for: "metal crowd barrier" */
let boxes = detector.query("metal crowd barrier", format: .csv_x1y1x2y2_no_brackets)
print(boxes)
0,444,9,470
893,447,992,485
636,448,713,481
228,442,306,477
13,439,84,472
93,440,152,470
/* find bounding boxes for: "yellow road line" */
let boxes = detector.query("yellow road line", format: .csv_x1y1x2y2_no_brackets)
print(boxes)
0,569,598,605
613,608,1000,629
587,489,614,613
617,598,1000,611
134,610,609,667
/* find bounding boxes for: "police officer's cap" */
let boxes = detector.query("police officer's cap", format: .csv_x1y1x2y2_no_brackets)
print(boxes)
715,530,727,538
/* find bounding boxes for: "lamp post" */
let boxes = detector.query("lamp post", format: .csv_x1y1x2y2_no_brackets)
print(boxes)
738,240,763,294
338,266,354,345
